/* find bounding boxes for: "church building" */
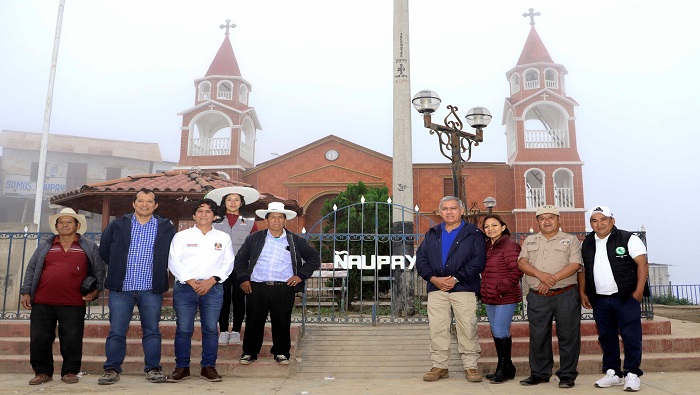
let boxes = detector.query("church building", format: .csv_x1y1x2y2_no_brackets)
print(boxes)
173,16,587,235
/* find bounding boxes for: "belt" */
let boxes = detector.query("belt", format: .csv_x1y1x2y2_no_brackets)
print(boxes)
531,284,577,297
253,281,288,286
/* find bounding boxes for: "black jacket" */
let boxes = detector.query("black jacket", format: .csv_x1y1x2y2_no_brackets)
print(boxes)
234,229,320,292
582,226,649,301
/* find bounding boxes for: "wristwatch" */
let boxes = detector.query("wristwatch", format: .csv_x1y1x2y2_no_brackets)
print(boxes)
213,276,221,282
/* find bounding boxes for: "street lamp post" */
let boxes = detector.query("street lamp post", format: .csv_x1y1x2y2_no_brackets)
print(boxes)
484,197,497,214
412,90,491,219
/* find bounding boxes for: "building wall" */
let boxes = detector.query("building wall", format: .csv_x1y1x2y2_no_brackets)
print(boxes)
1,148,154,197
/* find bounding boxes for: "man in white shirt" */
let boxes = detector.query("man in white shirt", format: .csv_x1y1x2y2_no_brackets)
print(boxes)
167,199,234,383
578,205,649,392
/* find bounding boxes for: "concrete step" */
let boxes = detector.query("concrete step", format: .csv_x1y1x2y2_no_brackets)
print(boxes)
292,319,700,379
0,320,300,377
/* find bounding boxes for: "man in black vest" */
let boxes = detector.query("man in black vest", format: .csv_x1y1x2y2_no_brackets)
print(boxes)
579,205,649,392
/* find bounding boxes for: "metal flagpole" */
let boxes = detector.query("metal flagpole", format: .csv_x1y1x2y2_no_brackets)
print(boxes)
33,0,66,227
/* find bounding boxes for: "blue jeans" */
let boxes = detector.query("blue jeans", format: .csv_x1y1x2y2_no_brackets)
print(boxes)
173,282,223,368
592,295,643,376
485,303,518,338
104,290,163,373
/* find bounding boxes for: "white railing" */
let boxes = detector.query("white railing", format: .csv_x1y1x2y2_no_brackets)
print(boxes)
526,187,546,208
198,92,210,101
524,129,569,148
190,137,231,156
525,79,540,90
545,79,558,89
217,91,232,100
554,187,574,208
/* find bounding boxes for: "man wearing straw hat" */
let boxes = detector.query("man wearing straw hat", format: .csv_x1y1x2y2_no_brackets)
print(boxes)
234,202,320,366
21,208,106,385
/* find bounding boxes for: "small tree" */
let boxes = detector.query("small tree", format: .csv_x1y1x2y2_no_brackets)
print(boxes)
318,182,392,303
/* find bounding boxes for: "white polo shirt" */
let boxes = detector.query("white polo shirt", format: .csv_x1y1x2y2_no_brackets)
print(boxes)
593,233,647,295
168,225,235,284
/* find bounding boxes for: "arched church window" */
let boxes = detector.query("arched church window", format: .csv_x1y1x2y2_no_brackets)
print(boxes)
198,81,211,101
545,68,559,89
524,69,540,90
553,168,575,208
239,84,249,105
217,81,233,100
510,74,520,94
525,169,546,208
240,117,256,163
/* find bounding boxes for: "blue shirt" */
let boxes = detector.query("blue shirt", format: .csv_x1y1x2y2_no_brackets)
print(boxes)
123,215,158,291
250,230,294,282
441,221,465,268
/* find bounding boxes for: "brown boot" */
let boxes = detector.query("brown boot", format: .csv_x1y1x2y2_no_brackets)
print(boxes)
166,367,190,382
465,368,483,382
29,373,52,385
423,367,449,382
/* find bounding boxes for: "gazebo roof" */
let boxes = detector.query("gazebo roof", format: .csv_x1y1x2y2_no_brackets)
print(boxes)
50,170,301,228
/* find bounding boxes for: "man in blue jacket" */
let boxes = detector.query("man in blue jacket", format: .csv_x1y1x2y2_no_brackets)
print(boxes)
97,189,176,385
416,196,486,383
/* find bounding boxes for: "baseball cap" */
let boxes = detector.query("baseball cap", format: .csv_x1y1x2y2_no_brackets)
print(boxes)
535,205,559,216
589,205,613,218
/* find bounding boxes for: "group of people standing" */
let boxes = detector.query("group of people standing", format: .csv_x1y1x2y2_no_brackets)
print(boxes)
20,187,319,386
418,197,649,392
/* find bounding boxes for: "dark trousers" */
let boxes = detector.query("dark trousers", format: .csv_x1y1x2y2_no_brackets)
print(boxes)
218,276,246,333
30,303,86,377
526,287,581,381
592,295,643,376
241,282,295,359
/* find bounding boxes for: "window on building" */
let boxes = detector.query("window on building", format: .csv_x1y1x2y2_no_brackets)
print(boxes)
217,81,233,100
545,68,559,89
510,73,520,94
66,163,87,191
198,81,211,101
239,84,249,104
525,169,546,208
524,69,540,90
553,168,575,208
106,167,121,181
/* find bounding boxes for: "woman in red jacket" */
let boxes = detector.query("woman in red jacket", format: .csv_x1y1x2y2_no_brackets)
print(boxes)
480,214,523,384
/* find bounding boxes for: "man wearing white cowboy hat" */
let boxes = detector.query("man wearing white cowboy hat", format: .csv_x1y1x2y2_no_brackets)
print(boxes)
204,186,260,346
234,201,320,365
20,208,106,385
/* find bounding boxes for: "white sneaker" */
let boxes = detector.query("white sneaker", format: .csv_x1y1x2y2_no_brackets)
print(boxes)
229,331,241,345
218,332,230,345
624,373,640,392
594,369,623,388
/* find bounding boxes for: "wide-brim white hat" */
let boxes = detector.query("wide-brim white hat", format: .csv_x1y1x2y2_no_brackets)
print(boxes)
255,201,297,220
205,186,260,206
49,208,87,235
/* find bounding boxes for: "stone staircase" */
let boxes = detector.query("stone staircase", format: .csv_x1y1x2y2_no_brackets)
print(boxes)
0,319,301,378
292,318,700,379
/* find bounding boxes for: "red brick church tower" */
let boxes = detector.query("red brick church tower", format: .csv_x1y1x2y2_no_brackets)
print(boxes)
504,10,586,233
173,19,261,182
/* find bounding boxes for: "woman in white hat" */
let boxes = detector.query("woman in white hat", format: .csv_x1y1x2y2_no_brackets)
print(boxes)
205,186,260,346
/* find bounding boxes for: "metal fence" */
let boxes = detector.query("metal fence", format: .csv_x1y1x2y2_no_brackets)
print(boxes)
0,226,656,324
650,284,700,305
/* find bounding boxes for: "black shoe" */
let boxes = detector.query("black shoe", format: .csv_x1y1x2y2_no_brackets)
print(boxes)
520,375,550,386
558,378,575,388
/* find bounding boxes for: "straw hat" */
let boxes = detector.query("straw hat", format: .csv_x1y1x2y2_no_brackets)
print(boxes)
49,208,87,235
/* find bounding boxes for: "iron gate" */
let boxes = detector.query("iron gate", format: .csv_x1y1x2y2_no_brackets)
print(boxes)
300,202,435,325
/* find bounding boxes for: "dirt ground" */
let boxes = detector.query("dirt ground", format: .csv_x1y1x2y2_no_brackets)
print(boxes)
651,305,700,323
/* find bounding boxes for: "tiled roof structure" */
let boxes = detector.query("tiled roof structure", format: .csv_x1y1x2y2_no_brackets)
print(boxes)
50,170,300,227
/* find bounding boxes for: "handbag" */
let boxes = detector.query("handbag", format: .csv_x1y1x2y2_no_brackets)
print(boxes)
80,275,99,295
